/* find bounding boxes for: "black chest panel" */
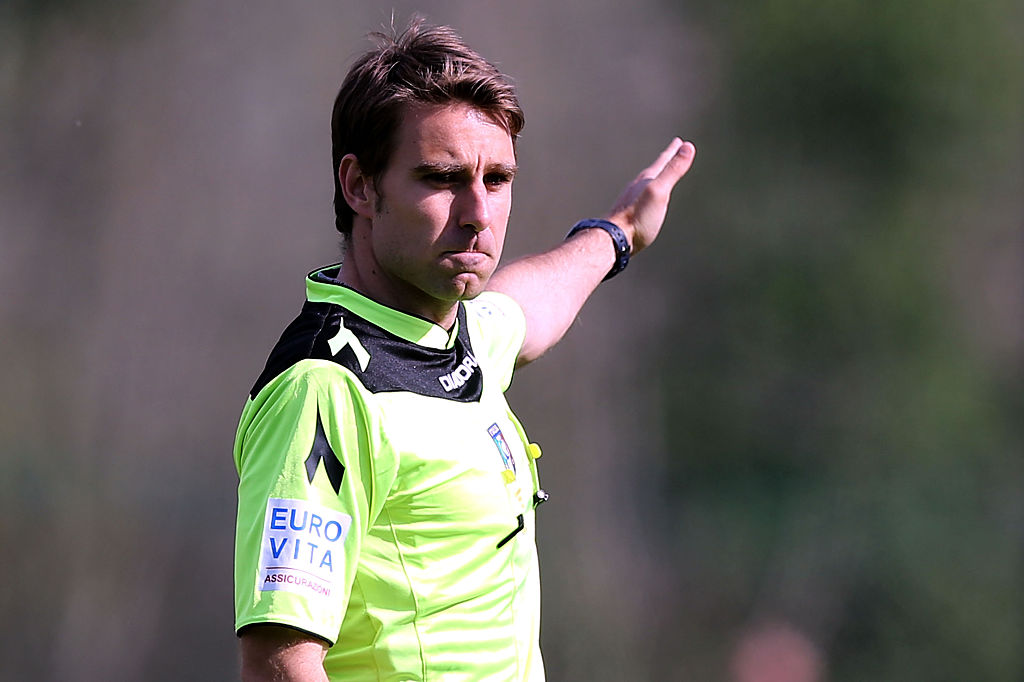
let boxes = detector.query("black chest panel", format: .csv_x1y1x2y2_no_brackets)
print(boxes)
250,301,483,402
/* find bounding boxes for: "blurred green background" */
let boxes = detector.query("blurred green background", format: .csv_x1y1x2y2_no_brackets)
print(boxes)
1,1,1021,680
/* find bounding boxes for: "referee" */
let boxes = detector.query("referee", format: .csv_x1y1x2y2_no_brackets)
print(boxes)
233,20,695,681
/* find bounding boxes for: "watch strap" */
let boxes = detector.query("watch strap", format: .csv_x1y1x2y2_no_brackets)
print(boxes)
565,219,631,281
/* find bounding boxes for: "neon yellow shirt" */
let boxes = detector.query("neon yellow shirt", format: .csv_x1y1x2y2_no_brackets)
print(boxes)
234,266,545,680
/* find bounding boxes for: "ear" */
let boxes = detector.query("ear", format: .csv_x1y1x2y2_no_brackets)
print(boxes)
338,154,377,219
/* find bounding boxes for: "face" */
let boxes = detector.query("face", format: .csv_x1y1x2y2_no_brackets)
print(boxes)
361,102,516,326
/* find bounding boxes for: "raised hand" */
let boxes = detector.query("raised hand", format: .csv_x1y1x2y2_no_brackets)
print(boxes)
605,138,696,254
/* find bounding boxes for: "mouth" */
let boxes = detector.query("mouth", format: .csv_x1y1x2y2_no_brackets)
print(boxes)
441,250,489,266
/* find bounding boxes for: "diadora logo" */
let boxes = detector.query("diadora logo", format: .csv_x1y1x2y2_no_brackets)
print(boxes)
327,320,370,371
438,354,479,392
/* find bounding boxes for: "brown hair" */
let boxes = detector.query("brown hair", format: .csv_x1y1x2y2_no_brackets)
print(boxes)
331,20,525,235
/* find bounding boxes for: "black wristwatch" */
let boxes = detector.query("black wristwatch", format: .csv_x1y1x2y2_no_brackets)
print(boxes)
565,219,631,281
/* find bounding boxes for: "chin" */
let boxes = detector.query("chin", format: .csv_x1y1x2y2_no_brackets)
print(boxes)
448,272,489,301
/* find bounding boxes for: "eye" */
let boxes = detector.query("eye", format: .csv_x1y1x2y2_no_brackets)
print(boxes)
423,171,460,187
484,171,513,188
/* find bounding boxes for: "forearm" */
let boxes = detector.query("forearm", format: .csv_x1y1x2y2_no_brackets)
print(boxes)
488,226,619,365
490,138,695,366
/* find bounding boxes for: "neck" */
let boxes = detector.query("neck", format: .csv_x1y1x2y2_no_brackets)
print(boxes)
338,228,460,330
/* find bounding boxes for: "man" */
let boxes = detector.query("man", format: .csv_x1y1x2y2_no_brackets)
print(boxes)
234,21,695,681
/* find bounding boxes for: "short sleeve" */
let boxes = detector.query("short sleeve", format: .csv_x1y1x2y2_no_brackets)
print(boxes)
232,360,393,644
464,291,527,391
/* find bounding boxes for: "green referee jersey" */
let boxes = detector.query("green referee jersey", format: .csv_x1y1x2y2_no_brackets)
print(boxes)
234,265,545,681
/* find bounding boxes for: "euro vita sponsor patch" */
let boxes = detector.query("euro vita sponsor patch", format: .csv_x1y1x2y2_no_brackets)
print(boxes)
258,498,351,598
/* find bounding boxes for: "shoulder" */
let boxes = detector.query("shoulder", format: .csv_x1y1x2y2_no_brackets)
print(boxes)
250,301,376,400
249,298,490,403
465,290,526,330
463,292,527,390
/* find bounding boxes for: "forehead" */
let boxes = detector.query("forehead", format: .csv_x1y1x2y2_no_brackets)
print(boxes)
390,102,515,165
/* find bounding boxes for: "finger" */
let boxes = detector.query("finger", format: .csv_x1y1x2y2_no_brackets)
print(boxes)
634,138,685,182
649,140,695,190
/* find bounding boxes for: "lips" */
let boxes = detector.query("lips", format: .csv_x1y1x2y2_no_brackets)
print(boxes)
442,250,489,267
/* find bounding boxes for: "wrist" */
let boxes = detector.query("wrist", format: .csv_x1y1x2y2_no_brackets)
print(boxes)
565,219,631,281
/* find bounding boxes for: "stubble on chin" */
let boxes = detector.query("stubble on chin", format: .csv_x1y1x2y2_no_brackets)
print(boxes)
449,260,500,301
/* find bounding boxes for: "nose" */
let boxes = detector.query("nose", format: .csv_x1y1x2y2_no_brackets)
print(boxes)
456,179,491,233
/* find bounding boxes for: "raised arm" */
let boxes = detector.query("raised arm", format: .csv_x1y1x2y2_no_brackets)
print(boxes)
487,138,696,365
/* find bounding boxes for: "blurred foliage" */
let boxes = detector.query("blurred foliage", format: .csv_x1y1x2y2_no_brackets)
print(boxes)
653,0,1023,679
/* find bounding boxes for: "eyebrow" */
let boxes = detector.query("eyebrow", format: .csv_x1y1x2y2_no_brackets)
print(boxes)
412,162,518,178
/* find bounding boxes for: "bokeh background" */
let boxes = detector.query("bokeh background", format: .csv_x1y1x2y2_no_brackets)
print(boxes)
2,0,1021,680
